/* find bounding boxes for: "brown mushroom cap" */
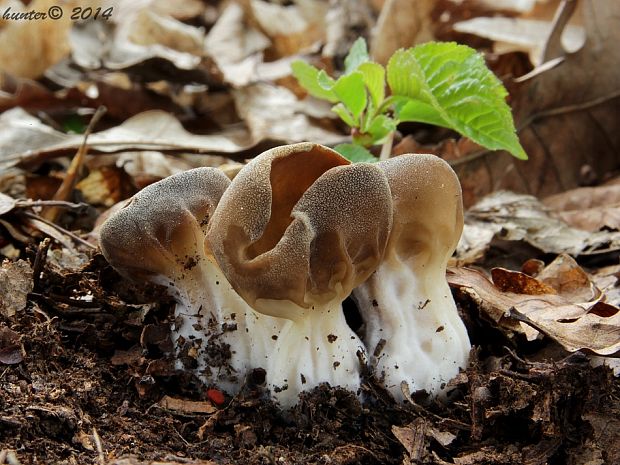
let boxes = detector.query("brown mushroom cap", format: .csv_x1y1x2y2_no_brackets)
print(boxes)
377,154,463,266
206,143,393,317
99,167,231,280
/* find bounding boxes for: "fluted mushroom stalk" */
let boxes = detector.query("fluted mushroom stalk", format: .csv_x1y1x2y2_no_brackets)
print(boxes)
99,168,283,393
352,154,471,401
207,143,393,406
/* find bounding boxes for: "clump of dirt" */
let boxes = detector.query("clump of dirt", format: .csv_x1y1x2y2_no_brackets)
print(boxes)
0,250,617,464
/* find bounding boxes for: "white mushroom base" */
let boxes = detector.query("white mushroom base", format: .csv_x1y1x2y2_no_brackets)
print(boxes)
256,299,365,408
164,259,282,394
353,256,470,402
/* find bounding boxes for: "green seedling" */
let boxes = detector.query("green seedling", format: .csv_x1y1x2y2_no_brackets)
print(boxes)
292,38,527,162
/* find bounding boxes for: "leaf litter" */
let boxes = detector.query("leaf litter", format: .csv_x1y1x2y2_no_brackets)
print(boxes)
0,0,618,464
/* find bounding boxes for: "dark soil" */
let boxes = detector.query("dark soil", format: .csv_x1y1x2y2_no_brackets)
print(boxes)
0,248,618,465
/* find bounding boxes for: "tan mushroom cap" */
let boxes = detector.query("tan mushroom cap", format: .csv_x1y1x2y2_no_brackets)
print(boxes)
377,154,463,264
99,167,231,280
206,143,393,316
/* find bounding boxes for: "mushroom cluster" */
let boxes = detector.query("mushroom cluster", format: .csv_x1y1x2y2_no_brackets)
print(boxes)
98,168,283,394
99,143,470,407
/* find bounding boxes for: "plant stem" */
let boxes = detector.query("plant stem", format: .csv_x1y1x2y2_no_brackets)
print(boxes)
379,131,394,161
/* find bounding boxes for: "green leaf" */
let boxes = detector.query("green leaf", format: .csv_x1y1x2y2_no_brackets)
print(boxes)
317,70,337,90
366,115,397,144
386,49,424,100
332,72,367,124
291,60,338,103
334,144,377,163
396,99,449,127
358,62,385,109
344,38,369,74
388,42,527,159
332,103,356,127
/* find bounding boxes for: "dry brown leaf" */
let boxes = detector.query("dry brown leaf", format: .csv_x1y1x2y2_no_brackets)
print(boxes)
0,259,33,318
0,0,76,78
249,0,328,58
370,0,436,65
510,302,620,355
71,3,203,71
0,108,253,168
457,191,620,265
232,83,345,146
392,419,427,462
453,17,584,66
543,183,620,232
75,166,135,207
491,267,556,295
158,395,217,415
449,266,620,355
536,253,599,302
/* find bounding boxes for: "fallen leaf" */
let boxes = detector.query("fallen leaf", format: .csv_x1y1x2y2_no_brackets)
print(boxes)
0,108,253,169
510,302,620,356
457,191,620,265
453,17,584,66
249,0,327,58
0,0,74,78
536,253,599,302
449,266,620,354
158,395,217,414
371,0,436,65
491,267,556,295
392,419,427,462
0,259,33,317
232,83,346,146
0,192,17,216
543,183,620,232
70,3,204,71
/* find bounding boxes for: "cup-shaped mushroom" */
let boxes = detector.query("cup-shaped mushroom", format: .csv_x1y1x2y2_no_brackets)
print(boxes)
352,154,471,401
99,168,283,394
207,143,393,406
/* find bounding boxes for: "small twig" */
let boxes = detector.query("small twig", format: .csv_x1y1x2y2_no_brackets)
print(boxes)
15,199,89,210
541,0,578,62
379,131,394,161
173,426,191,447
517,88,620,132
92,428,105,465
42,106,107,223
21,211,96,249
32,237,51,291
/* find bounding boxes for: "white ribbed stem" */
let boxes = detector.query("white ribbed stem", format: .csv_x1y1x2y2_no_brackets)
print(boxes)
353,254,470,401
264,301,364,408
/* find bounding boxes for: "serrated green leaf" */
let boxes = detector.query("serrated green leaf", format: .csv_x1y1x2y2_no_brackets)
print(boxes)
332,103,356,127
366,115,397,144
358,62,385,109
291,61,338,103
334,143,377,163
388,42,527,159
333,72,367,124
386,49,424,100
344,38,369,74
397,99,449,127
